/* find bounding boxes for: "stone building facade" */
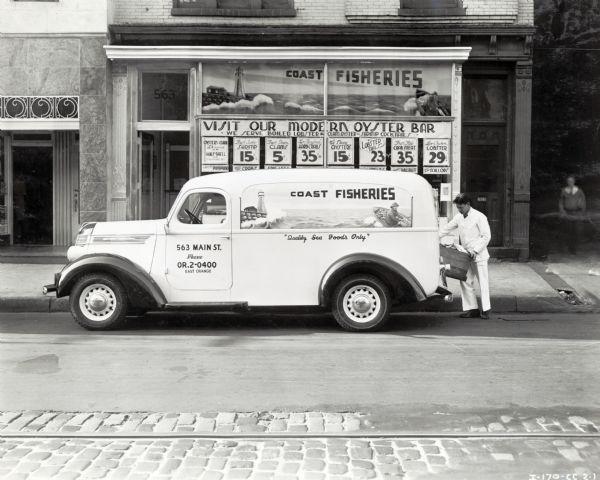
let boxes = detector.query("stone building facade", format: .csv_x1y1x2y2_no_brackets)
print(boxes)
1,0,535,259
0,0,108,246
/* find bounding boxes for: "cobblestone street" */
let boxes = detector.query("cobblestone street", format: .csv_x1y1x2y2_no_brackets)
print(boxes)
1,436,599,480
1,411,600,436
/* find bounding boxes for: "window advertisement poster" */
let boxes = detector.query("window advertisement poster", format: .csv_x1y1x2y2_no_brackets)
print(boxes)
240,183,412,230
265,137,292,169
233,137,260,171
391,138,419,173
202,63,325,115
326,138,354,168
440,182,452,202
359,137,387,169
423,138,451,175
328,63,452,117
326,120,451,139
201,137,230,173
296,138,324,168
201,119,324,138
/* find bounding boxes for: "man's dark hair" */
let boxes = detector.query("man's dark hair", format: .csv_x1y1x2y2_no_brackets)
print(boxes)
453,193,472,205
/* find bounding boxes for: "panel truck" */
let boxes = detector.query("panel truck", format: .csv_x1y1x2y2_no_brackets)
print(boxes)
43,169,451,331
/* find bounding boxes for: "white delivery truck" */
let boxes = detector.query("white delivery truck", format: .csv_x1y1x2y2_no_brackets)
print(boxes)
44,169,452,332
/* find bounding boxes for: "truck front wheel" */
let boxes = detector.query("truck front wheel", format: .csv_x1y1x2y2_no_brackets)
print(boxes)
332,274,391,332
70,273,127,330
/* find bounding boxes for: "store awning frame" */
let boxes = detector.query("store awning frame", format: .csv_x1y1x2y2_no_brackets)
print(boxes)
104,45,471,62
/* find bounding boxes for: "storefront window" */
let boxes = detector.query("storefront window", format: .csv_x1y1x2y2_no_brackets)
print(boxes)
141,72,189,121
463,78,507,121
327,63,453,116
202,63,324,115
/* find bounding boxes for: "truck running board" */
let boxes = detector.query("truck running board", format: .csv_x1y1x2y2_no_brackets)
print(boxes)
163,302,249,312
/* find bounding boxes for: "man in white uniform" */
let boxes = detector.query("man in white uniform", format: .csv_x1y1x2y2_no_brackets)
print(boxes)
440,193,492,319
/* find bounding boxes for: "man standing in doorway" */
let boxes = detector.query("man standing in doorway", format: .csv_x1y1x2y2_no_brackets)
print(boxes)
440,194,492,319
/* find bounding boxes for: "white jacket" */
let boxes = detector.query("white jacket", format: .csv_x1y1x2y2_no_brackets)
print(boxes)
439,207,491,262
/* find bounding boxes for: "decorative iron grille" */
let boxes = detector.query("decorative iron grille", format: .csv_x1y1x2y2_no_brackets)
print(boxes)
0,96,79,120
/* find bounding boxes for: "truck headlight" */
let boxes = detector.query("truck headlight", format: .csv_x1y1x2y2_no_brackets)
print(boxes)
75,222,96,246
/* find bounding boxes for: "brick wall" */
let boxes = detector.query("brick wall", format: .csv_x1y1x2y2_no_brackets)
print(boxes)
111,0,533,26
517,0,534,25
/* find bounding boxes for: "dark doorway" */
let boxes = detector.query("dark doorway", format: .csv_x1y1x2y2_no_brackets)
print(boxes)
461,126,507,246
462,73,510,247
12,144,53,244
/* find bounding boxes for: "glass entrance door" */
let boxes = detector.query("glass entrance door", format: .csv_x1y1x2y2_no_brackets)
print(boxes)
0,134,7,245
135,131,190,220
12,140,53,244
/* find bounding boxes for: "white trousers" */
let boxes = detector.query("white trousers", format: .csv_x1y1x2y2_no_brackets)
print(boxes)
460,259,491,312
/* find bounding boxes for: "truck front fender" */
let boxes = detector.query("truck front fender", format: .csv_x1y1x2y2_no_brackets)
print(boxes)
56,254,167,308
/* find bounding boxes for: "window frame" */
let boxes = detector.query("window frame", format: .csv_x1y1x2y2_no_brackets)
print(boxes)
139,70,191,124
171,0,296,17
172,188,230,228
398,0,466,16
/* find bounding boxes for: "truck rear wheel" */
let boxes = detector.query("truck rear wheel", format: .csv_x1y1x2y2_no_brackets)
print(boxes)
332,274,391,332
69,273,127,330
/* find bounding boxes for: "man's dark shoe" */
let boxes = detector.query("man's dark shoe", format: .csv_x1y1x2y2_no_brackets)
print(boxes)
459,309,480,318
480,310,491,319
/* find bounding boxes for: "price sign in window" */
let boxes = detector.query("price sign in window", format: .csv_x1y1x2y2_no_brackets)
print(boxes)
327,138,354,168
265,137,292,169
233,137,260,171
423,139,451,175
391,138,418,173
202,137,230,173
296,138,324,167
359,138,387,170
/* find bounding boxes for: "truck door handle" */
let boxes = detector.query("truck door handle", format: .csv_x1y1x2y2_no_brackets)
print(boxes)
219,235,231,240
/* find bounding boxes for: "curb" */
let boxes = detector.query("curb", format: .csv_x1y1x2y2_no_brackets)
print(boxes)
403,294,597,314
0,295,595,314
0,297,69,313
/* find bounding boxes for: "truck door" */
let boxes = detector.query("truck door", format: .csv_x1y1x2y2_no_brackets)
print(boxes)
165,188,232,292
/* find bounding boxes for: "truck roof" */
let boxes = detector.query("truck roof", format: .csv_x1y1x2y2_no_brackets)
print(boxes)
182,169,433,196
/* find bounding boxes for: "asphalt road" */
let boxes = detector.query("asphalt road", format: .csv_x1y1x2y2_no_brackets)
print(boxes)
0,311,599,430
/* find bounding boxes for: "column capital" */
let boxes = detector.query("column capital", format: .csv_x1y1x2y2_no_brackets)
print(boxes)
516,61,533,79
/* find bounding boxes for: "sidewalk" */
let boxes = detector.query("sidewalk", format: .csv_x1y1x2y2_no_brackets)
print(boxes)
0,259,598,314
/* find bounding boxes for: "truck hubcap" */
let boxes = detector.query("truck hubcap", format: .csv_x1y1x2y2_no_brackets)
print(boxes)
343,285,381,323
80,284,116,321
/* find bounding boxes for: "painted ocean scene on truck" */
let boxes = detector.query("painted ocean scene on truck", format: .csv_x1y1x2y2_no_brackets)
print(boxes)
240,183,413,230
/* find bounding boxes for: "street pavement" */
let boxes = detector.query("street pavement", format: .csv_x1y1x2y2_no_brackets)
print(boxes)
0,313,600,480
0,311,599,478
1,311,599,414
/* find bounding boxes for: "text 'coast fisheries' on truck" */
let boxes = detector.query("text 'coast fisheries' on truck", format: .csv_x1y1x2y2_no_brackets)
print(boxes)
43,169,452,332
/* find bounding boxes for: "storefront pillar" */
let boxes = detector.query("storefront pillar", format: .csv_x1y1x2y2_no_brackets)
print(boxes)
451,63,463,203
512,60,533,258
109,63,128,221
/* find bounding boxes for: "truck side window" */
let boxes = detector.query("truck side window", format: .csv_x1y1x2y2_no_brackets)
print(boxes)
177,192,227,225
